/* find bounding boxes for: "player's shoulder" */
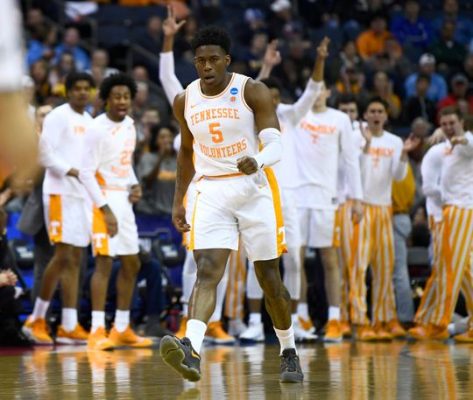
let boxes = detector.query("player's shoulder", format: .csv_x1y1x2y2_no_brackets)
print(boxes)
327,107,351,121
383,130,404,146
43,103,69,124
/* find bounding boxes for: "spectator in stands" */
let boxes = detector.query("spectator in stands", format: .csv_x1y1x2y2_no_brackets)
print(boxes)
326,40,363,86
132,81,151,121
237,8,267,47
30,59,52,105
371,71,402,120
25,7,45,38
86,49,119,84
132,65,150,82
390,0,432,62
269,0,303,41
403,74,437,125
432,0,473,46
404,53,447,102
356,14,399,61
136,16,163,56
136,124,177,217
54,27,91,71
135,106,162,160
437,73,473,117
239,31,269,76
49,52,76,98
464,53,473,86
334,64,369,106
174,15,199,60
430,20,467,74
27,22,57,67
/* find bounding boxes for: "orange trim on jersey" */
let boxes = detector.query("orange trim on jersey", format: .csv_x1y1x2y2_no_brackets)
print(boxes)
202,172,244,180
189,192,200,251
92,206,110,256
332,207,342,247
264,167,287,256
198,73,236,99
48,194,63,243
95,171,106,187
240,77,253,112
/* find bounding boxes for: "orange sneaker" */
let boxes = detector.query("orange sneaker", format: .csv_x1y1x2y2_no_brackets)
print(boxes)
408,324,430,340
429,324,449,340
109,325,153,348
22,317,53,345
373,323,393,341
453,329,473,343
356,325,378,342
205,321,236,344
387,320,407,339
324,320,343,342
340,321,352,338
298,316,315,333
175,316,188,339
56,324,89,344
87,327,115,351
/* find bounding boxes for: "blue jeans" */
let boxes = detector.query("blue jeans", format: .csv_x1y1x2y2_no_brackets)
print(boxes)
393,214,414,322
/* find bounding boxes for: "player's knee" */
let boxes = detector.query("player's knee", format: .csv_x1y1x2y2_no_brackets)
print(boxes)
53,248,75,270
196,257,221,285
254,262,283,298
121,256,141,278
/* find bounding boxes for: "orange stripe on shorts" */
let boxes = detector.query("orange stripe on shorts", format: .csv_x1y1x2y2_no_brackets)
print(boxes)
48,194,63,243
264,168,287,256
92,206,110,256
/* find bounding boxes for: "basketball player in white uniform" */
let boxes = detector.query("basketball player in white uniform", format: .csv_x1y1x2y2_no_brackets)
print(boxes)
80,73,153,350
241,37,329,343
159,9,235,343
159,26,303,383
23,72,94,345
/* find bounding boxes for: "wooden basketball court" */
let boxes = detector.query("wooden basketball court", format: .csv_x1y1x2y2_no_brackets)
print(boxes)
1,341,472,399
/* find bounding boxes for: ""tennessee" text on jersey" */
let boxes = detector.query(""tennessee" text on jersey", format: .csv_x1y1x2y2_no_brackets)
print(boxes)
190,108,240,126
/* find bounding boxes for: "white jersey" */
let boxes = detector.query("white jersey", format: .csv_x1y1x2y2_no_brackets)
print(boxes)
294,107,363,209
441,131,473,208
273,80,322,190
80,114,138,208
0,0,24,90
184,73,257,177
360,130,407,206
40,103,92,198
421,143,445,222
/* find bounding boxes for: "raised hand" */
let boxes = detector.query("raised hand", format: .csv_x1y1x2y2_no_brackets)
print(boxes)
316,36,330,59
403,134,422,152
450,136,468,147
359,122,372,143
426,127,446,146
163,5,186,37
263,40,281,68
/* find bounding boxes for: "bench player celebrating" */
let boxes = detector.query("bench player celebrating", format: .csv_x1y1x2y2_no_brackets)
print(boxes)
80,73,152,350
159,26,303,383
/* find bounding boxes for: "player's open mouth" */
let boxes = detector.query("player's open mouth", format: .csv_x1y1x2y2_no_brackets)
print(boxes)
203,76,215,83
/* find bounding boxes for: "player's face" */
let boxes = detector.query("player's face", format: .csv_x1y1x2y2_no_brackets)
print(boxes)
440,113,462,138
107,85,132,120
68,80,92,109
339,102,358,122
194,45,231,88
364,102,387,129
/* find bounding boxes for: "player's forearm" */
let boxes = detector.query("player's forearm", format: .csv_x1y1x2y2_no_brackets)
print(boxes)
311,53,325,82
159,52,184,105
256,63,272,81
162,33,174,53
79,170,107,208
173,148,195,206
254,128,282,168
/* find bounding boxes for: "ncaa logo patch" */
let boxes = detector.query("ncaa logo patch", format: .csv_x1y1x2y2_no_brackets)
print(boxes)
230,87,238,95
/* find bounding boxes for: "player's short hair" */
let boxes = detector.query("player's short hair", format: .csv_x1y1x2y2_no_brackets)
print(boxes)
99,73,137,101
65,72,95,92
365,96,389,113
335,93,359,108
260,77,283,93
439,106,463,120
191,26,231,55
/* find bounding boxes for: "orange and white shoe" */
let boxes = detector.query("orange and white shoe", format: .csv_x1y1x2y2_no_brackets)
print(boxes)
56,324,89,344
298,316,315,334
175,316,188,339
87,327,115,351
408,324,430,340
386,320,407,339
205,321,236,344
428,324,449,340
373,323,393,341
453,329,473,343
356,325,378,342
22,317,53,345
340,320,352,338
109,325,153,348
324,320,343,342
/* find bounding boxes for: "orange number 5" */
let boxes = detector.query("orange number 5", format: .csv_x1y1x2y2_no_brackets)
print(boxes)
209,122,224,144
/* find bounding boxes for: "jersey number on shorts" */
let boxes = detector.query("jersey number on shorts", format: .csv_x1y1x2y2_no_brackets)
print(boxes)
209,122,224,144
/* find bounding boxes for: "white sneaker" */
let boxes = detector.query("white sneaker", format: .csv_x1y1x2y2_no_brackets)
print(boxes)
293,320,318,342
239,322,265,342
228,319,248,338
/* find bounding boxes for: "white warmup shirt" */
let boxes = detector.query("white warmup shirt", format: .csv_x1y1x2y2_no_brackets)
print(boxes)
40,103,92,198
159,51,184,104
441,131,473,208
359,130,407,206
294,107,363,209
421,142,445,222
273,79,322,190
80,114,138,208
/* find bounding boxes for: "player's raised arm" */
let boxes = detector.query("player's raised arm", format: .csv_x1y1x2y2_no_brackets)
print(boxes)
237,80,282,174
172,91,195,232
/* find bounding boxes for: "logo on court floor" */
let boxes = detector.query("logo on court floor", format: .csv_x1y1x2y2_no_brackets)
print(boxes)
230,87,238,95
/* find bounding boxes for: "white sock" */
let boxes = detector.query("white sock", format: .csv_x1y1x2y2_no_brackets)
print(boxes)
291,313,299,326
249,312,262,325
274,325,297,355
182,303,188,316
297,303,309,320
61,308,78,332
115,310,130,333
328,306,340,321
91,311,106,333
32,298,50,321
185,319,207,354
